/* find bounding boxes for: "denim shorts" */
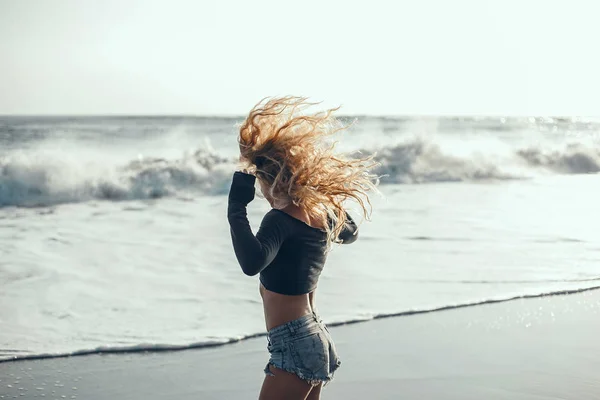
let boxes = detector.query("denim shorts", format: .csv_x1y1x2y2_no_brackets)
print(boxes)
264,312,341,386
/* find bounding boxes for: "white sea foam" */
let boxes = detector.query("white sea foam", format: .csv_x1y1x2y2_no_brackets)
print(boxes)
2,134,598,207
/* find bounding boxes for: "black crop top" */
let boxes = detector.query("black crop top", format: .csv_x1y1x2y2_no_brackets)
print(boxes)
227,171,358,295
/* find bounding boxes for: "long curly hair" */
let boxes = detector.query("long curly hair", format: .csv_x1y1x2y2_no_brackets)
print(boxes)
238,96,379,246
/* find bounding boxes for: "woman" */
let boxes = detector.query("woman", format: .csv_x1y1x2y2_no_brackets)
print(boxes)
227,97,377,400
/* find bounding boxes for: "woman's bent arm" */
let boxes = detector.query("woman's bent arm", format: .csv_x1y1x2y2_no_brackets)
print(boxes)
227,172,291,275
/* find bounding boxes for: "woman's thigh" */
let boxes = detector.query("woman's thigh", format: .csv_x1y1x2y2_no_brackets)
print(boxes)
259,365,315,400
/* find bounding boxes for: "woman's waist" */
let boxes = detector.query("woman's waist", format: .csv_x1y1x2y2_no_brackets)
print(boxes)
260,283,315,330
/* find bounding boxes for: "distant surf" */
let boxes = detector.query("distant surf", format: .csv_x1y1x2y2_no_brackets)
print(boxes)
2,137,599,207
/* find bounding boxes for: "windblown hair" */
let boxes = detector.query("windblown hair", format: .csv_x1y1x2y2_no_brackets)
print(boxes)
238,96,379,246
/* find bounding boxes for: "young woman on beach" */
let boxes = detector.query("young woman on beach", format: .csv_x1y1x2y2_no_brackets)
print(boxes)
227,97,377,399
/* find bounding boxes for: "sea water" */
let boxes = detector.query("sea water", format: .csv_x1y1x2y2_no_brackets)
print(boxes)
1,116,599,361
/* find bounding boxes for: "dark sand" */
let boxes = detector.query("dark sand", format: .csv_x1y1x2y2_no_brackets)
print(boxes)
2,290,600,399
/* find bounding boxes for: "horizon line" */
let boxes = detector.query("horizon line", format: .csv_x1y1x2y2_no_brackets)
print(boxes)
0,113,597,120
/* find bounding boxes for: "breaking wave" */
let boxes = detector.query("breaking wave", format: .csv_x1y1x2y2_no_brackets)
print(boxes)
0,149,234,207
1,138,599,207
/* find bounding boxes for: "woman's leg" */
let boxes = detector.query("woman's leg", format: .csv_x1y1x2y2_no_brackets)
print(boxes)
259,365,314,400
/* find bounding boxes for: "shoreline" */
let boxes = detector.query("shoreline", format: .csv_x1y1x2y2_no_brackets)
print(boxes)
2,284,599,365
2,289,600,399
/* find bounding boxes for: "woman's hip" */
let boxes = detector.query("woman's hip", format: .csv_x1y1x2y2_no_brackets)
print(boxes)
265,312,341,385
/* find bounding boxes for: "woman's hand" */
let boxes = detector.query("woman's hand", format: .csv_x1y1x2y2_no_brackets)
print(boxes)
229,170,256,205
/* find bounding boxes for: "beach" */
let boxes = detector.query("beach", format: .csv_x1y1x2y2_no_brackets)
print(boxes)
2,289,599,399
3,1,600,398
2,116,600,399
3,116,600,364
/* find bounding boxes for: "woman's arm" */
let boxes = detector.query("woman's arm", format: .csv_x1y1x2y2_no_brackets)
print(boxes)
227,172,291,276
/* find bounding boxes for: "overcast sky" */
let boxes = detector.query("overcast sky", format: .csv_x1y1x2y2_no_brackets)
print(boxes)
1,0,598,116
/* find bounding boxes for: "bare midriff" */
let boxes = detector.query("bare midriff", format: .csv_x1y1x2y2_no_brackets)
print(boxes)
259,205,322,331
260,283,316,331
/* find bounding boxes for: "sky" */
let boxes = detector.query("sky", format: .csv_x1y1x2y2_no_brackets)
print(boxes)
1,0,599,116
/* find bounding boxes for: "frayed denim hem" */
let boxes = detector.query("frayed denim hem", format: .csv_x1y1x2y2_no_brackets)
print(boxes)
264,361,340,387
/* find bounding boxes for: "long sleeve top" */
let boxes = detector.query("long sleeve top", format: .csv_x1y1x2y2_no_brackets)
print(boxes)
227,171,358,295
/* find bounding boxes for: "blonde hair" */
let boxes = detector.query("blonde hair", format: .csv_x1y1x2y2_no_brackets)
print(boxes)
238,96,378,246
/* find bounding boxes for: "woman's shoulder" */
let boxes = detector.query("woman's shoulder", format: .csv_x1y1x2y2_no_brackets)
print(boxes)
268,209,326,233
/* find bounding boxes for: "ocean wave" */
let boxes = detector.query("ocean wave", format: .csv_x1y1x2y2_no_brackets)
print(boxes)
371,137,600,184
0,148,234,207
1,284,598,363
517,143,600,174
370,137,517,183
1,138,599,208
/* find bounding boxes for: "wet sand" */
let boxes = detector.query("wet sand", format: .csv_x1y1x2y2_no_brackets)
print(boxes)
1,290,599,399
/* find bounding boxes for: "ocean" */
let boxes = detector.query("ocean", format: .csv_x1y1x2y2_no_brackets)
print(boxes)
1,115,599,362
